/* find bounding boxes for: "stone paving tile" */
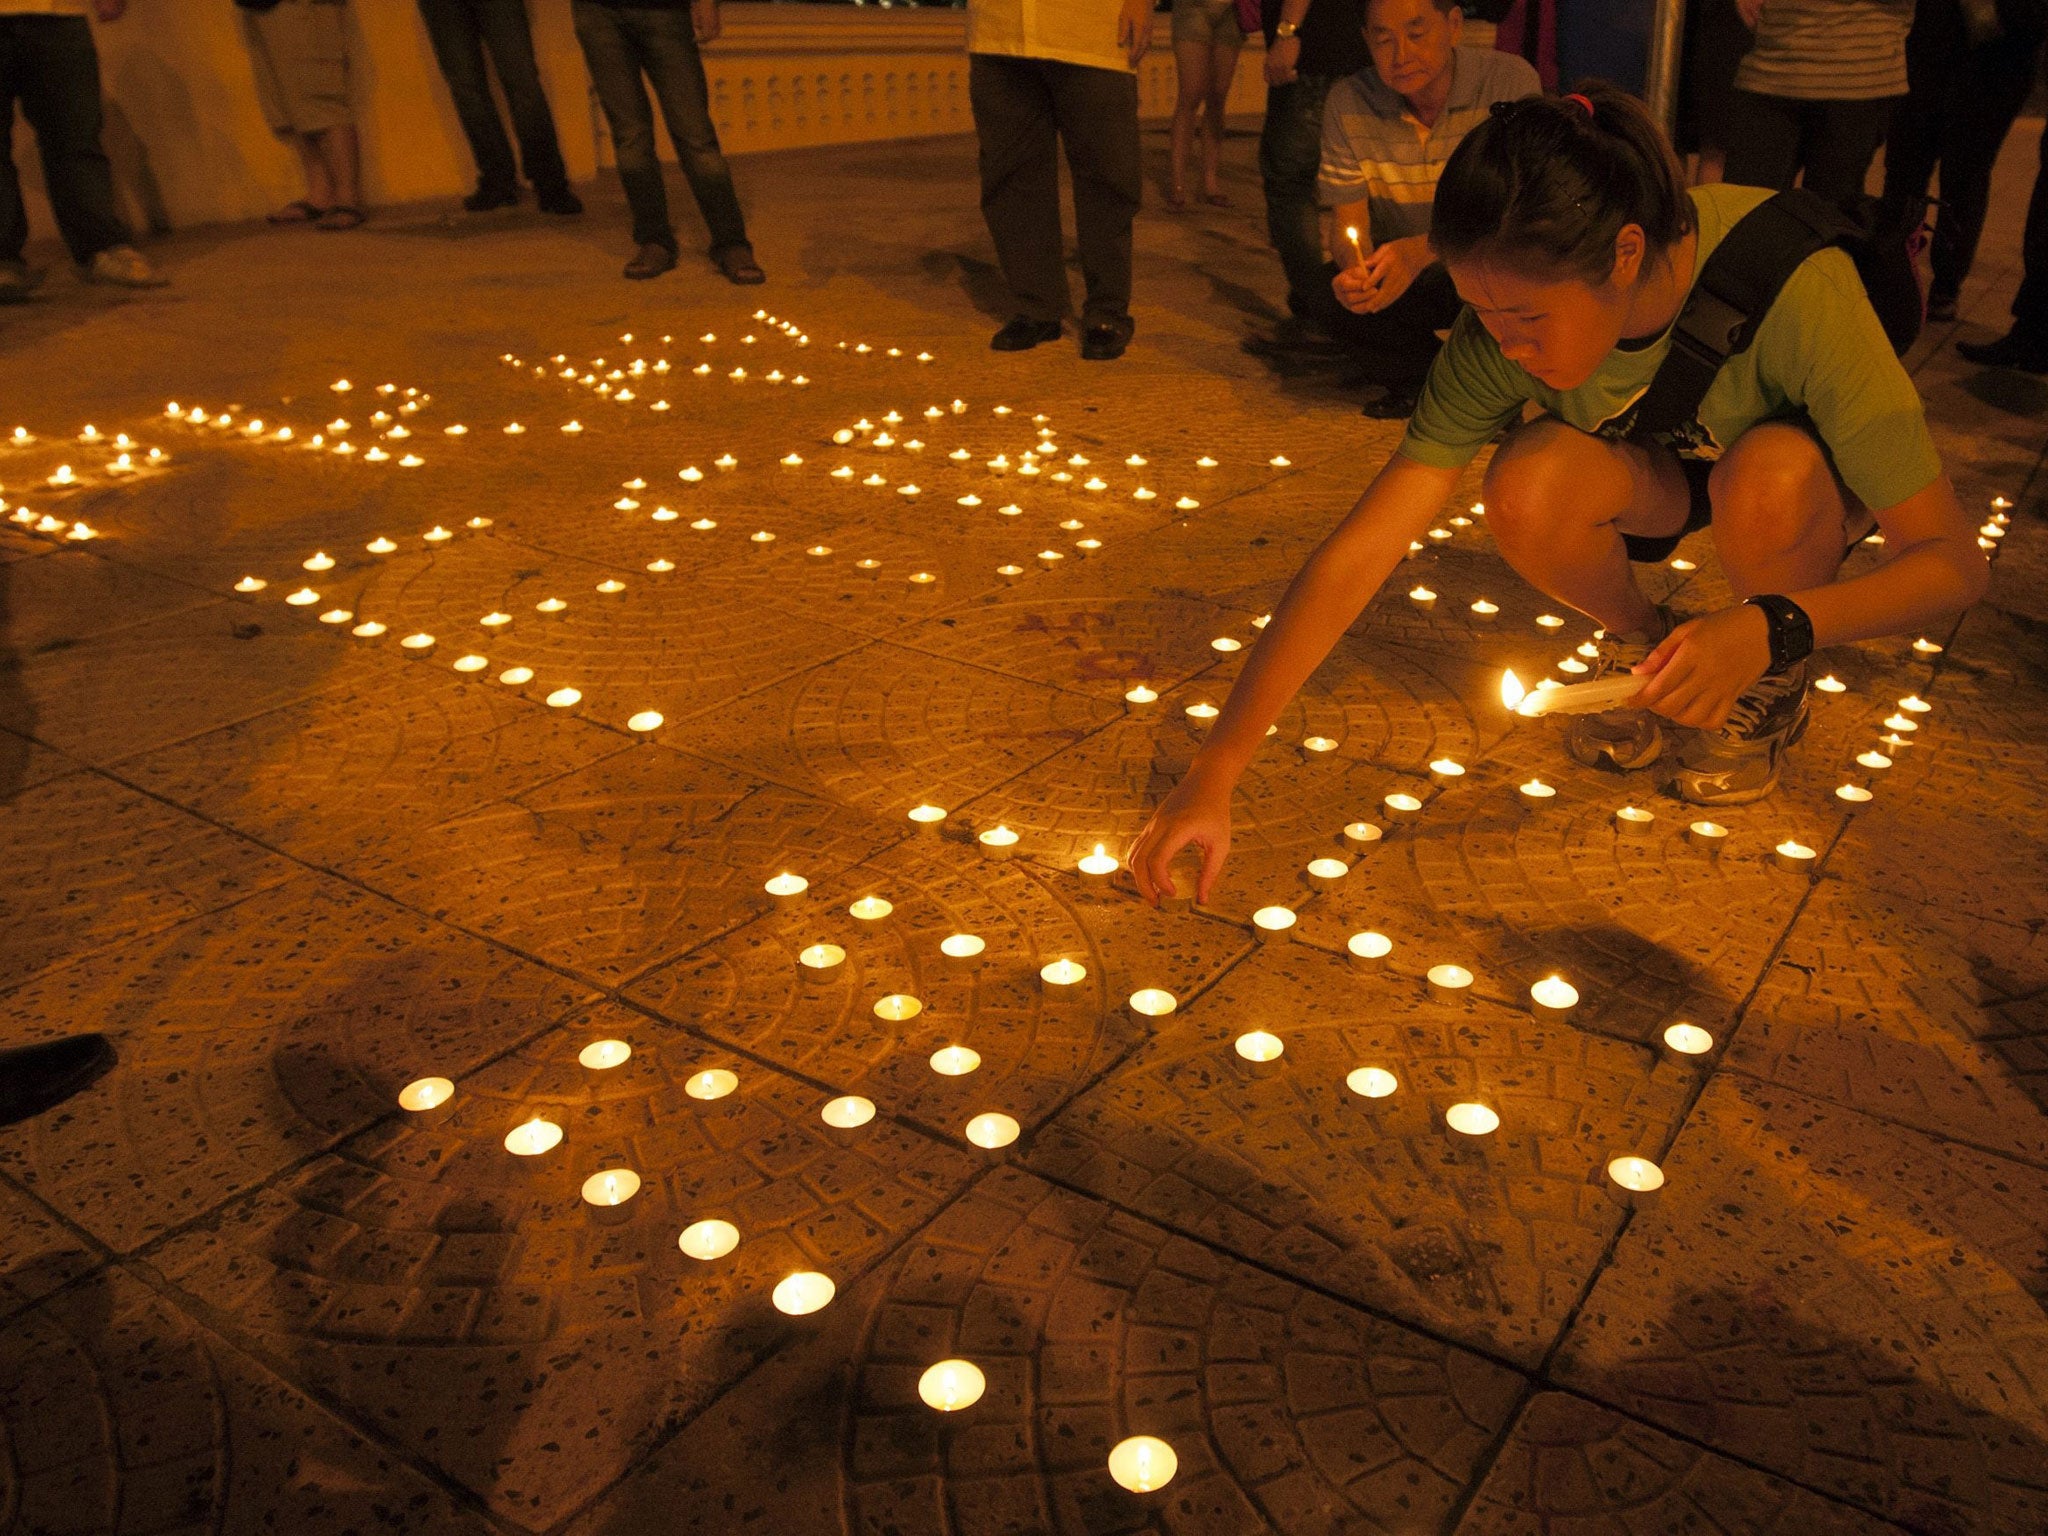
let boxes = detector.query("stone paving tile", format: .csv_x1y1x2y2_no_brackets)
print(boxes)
628,837,1251,1139
0,729,82,795
0,766,296,992
0,872,594,1255
1553,1072,2048,1535
0,547,220,650
342,744,901,987
0,1178,102,1327
681,639,1122,813
150,1003,981,1530
570,1165,1526,1536
1026,942,1694,1367
0,1266,496,1534
1727,876,2048,1168
1,595,392,766
121,664,629,869
1451,1390,1900,1534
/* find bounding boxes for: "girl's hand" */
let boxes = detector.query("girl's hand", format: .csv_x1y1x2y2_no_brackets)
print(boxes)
1128,773,1233,907
1632,604,1773,729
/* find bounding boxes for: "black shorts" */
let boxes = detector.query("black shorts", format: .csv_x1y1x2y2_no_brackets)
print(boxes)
1620,458,1714,564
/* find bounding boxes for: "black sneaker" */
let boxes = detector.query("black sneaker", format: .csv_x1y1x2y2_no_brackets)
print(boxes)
991,317,1062,351
1080,316,1134,361
536,185,583,216
1956,327,2048,374
0,1034,116,1127
1564,609,1672,772
1671,661,1811,805
463,184,520,213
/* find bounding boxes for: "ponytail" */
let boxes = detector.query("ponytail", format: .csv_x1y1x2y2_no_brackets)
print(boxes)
1430,80,1695,285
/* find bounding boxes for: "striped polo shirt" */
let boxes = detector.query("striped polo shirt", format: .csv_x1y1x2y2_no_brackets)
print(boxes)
1318,47,1541,246
1733,0,1911,100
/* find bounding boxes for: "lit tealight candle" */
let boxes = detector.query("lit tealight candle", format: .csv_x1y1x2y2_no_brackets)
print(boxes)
907,803,947,834
1835,783,1874,804
772,1271,836,1315
352,621,386,639
397,1076,455,1125
1408,586,1437,610
1210,637,1242,654
1518,779,1557,809
399,632,436,653
1663,1022,1715,1056
1185,702,1220,724
935,935,984,965
1687,820,1728,854
1897,694,1931,714
1302,736,1338,756
286,587,319,607
849,896,894,922
1234,1030,1284,1062
1175,496,1200,510
1912,637,1943,655
930,1045,981,1076
1529,974,1579,1022
1124,684,1158,710
1427,964,1474,999
1882,713,1919,734
1614,805,1656,836
504,1118,563,1157
918,1360,986,1412
686,1068,739,1100
1814,674,1846,694
627,710,664,733
1536,614,1565,631
1606,1155,1665,1201
1078,843,1119,882
964,1112,1021,1149
1128,988,1177,1019
798,943,845,974
545,687,581,709
1384,793,1423,816
1856,749,1892,770
1443,1102,1499,1137
875,994,924,1023
1040,958,1089,987
764,872,810,902
1774,839,1817,873
579,1039,632,1070
979,824,1020,861
452,653,487,672
822,1096,876,1129
1470,599,1499,619
582,1168,642,1224
1108,1437,1177,1494
1347,930,1392,970
1348,1067,1398,1099
1428,758,1465,787
498,666,533,686
1305,856,1349,892
1343,821,1383,853
234,576,268,593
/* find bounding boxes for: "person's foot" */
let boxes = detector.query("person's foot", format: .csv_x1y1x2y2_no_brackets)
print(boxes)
266,198,326,225
84,245,168,288
1244,329,1348,363
1925,290,1958,323
1360,384,1419,420
990,317,1062,351
1201,189,1231,208
315,206,366,231
624,242,677,280
713,243,765,285
1080,315,1135,361
1165,183,1189,210
0,259,44,303
0,1033,116,1127
1671,660,1811,805
535,185,583,216
1564,608,1672,772
1957,326,2048,374
464,184,520,212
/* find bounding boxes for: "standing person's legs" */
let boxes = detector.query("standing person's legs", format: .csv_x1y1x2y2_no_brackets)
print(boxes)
1878,0,1953,259
1720,89,1805,190
1168,37,1213,204
12,14,131,265
2014,131,2048,340
474,0,573,198
1047,60,1141,329
1256,73,1335,325
970,52,1068,324
629,6,750,254
1796,97,1894,206
572,0,672,253
0,19,35,272
417,0,520,199
1199,32,1242,203
1926,36,2045,302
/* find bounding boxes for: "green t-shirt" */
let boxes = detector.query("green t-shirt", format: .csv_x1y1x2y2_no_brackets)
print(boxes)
1397,183,1944,512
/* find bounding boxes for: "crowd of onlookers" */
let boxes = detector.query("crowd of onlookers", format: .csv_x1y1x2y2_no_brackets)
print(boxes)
0,0,2042,372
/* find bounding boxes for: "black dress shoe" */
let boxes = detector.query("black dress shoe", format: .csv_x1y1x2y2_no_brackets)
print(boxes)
463,184,520,213
1956,327,2048,373
1080,316,1134,361
0,1034,115,1127
713,243,765,285
990,317,1062,351
623,242,677,280
536,185,583,216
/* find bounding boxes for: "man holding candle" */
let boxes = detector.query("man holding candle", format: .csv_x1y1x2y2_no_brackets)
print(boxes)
967,0,1152,359
1316,0,1537,415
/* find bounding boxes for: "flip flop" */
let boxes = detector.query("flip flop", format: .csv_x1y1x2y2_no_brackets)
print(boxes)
267,200,325,225
315,205,366,231
1202,191,1233,208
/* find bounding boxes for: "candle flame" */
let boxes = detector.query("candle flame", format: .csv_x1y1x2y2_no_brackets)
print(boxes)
1500,670,1527,712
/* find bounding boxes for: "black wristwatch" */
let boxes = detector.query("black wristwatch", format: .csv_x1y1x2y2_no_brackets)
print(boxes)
1744,594,1814,674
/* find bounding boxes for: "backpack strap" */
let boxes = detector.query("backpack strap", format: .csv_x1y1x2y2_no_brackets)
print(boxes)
1626,189,1852,448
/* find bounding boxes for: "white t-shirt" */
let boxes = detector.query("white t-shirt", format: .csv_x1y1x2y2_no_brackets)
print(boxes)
967,0,1132,74
0,2,93,14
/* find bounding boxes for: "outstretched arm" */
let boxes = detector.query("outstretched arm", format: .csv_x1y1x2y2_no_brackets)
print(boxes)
1128,452,1461,904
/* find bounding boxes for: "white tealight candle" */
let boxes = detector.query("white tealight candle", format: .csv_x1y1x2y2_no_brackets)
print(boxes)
1108,1437,1177,1493
1040,958,1088,987
504,1118,563,1157
1529,974,1579,1022
234,576,268,593
1408,586,1437,610
352,621,386,639
1443,1102,1499,1137
772,1271,836,1315
545,687,581,709
874,994,924,1023
686,1068,739,1100
821,1096,876,1129
1384,793,1423,816
399,632,435,652
1835,783,1874,804
907,803,947,833
627,711,664,733
964,1112,1021,1149
1305,857,1349,892
1663,1022,1715,1056
1078,843,1119,882
798,943,846,973
1687,820,1728,854
679,1220,740,1260
1518,779,1557,808
1251,906,1297,941
1427,964,1473,999
1814,674,1846,694
1347,1067,1398,1099
1614,805,1655,836
579,1039,632,1070
764,872,809,901
452,654,487,672
1898,694,1931,714
1343,821,1383,853
397,1076,455,1125
1428,758,1465,787
1774,840,1817,872
930,1045,980,1076
978,824,1020,860
1185,702,1219,724
286,587,319,606
1234,1030,1284,1063
849,896,894,922
582,1168,642,1223
1536,614,1565,630
1128,988,1177,1018
1606,1155,1665,1198
1856,750,1892,771
1125,684,1159,709
1470,599,1499,619
1912,637,1943,655
498,666,533,686
1347,931,1393,970
917,1359,986,1412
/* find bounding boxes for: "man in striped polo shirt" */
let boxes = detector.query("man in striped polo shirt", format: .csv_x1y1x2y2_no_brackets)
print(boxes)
1316,0,1537,414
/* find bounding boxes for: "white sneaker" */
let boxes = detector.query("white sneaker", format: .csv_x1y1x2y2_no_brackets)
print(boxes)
85,245,168,288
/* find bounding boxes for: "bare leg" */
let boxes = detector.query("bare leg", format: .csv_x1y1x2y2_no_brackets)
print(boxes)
1201,40,1240,199
1169,39,1212,202
1480,418,1691,636
290,134,336,208
1707,421,1858,597
315,124,362,208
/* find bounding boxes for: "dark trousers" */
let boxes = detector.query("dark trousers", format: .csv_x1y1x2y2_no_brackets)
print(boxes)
418,0,569,196
1306,260,1461,388
1258,72,1339,321
0,15,129,266
968,51,1141,324
571,1,747,253
2015,136,2047,336
1879,0,2046,301
1721,91,1896,205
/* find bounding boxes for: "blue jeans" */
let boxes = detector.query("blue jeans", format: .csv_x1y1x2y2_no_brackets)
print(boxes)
571,1,747,253
1257,73,1338,320
418,0,570,196
0,15,130,265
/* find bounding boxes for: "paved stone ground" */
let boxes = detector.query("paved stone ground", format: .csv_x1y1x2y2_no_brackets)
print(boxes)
1,116,2044,1536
